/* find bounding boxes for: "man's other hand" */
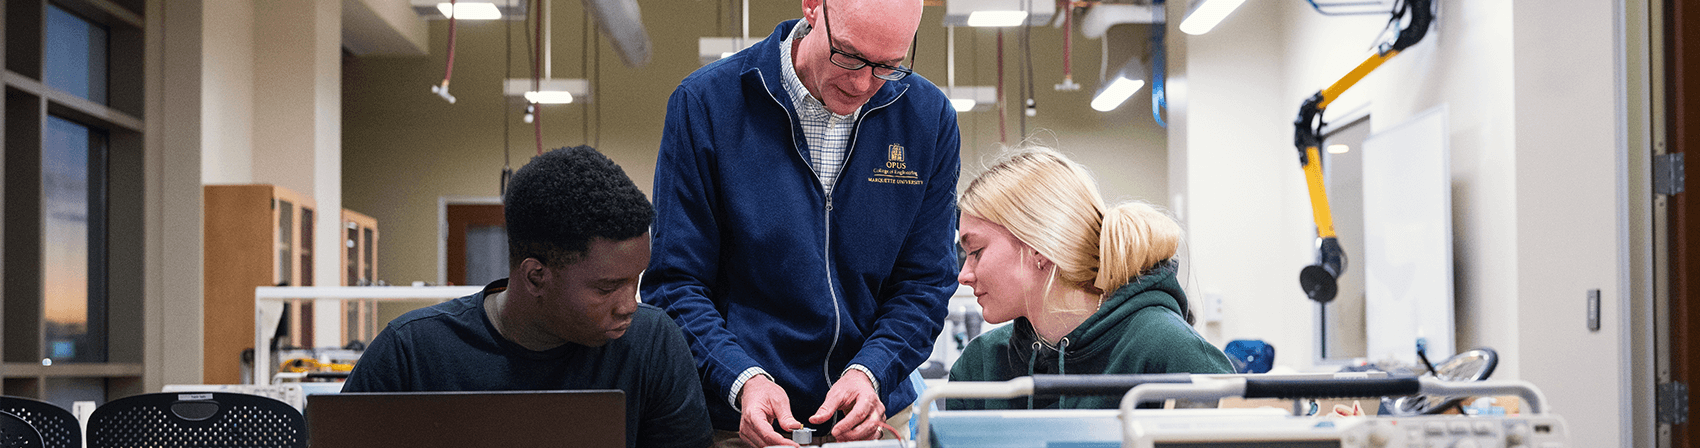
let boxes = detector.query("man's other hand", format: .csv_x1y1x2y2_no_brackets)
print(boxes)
809,369,885,441
739,374,802,447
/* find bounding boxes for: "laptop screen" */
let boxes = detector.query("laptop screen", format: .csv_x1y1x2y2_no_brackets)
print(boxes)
307,390,625,448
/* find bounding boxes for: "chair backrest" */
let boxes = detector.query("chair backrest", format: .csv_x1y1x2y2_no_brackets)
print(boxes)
86,392,304,448
2,410,45,448
0,396,80,448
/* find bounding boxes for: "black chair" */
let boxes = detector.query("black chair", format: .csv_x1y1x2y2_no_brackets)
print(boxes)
1,410,45,448
86,392,304,448
0,395,80,448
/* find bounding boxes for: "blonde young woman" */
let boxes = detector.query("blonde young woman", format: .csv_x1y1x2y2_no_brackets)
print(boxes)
947,146,1233,410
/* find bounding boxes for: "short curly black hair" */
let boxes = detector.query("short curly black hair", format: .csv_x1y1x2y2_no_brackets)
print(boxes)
504,145,653,268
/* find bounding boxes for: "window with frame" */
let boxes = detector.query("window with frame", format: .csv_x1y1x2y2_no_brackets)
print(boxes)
3,0,146,410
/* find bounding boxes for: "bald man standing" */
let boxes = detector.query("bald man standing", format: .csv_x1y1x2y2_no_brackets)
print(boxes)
644,0,961,446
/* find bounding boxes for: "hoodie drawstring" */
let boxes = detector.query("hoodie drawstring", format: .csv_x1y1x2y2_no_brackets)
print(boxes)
1026,342,1041,409
1027,337,1073,409
1056,338,1071,408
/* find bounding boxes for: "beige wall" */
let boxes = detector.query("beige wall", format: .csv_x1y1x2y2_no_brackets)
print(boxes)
1510,0,1634,445
200,0,255,184
343,1,1171,285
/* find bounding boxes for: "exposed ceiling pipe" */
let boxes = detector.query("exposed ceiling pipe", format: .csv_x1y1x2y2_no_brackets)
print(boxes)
1080,2,1160,39
1054,0,1079,91
583,0,653,67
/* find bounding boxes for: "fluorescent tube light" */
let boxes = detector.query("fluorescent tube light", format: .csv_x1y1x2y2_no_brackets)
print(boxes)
524,91,574,104
698,37,758,65
943,0,1055,27
1091,78,1145,112
1178,0,1245,35
504,78,591,104
966,11,1028,27
436,2,502,20
1327,144,1351,154
1091,57,1147,112
943,86,996,112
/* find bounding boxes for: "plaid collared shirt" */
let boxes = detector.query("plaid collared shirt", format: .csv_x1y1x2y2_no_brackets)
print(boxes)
780,21,860,197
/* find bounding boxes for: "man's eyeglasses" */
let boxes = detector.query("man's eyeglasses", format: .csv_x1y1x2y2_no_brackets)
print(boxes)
821,0,916,82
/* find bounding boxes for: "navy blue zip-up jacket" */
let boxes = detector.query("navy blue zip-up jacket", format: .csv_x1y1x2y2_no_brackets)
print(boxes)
642,19,960,432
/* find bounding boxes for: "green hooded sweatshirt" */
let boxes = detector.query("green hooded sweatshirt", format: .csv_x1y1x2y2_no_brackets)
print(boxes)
945,261,1234,410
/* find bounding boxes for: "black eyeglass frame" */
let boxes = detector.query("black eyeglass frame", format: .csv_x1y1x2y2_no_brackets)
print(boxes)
821,0,917,81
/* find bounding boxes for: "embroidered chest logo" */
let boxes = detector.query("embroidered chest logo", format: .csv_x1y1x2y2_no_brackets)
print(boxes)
868,143,923,186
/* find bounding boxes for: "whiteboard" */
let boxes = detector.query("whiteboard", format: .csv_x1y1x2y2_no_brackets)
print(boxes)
1361,105,1454,366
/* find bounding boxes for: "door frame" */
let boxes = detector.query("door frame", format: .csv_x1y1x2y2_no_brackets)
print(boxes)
438,196,503,286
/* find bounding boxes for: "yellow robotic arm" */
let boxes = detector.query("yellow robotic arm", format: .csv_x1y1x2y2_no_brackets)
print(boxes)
1293,0,1433,303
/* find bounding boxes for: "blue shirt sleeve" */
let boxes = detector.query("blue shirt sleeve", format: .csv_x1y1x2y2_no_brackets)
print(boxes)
642,86,764,405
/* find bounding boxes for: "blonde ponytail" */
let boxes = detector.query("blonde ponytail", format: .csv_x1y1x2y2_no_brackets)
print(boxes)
962,145,1186,316
1095,201,1181,294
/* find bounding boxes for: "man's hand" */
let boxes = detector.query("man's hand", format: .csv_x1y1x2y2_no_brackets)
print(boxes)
739,374,803,447
809,369,885,441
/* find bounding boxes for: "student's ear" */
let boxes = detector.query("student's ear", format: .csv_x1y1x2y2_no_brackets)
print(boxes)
520,258,550,289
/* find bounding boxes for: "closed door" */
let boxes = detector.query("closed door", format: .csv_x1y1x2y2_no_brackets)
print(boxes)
445,203,507,287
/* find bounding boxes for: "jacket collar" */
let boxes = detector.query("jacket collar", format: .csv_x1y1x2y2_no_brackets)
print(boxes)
742,19,906,116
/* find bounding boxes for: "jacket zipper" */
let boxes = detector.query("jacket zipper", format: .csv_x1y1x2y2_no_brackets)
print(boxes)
818,86,907,388
755,69,911,391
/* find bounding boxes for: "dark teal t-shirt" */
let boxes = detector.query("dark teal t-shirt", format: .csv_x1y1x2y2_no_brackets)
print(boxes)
342,279,712,448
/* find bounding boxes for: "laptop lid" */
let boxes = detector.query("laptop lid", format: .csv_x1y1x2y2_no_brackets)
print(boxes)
307,390,625,448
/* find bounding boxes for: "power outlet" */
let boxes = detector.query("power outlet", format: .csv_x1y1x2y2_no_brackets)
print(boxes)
1203,292,1225,323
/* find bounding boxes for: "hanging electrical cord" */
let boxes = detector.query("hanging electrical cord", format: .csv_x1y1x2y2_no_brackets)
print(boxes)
996,29,1007,144
1015,0,1033,137
430,0,459,103
582,5,590,146
501,0,515,194
594,16,602,148
1150,0,1167,127
532,0,544,156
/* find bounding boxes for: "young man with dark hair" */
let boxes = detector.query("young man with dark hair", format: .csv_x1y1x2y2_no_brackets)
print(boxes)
343,146,712,448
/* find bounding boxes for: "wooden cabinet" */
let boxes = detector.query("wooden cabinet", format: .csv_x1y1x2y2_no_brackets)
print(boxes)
339,209,379,348
203,184,316,384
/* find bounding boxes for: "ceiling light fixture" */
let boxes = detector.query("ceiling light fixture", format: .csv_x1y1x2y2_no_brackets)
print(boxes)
435,2,501,20
966,11,1028,27
698,37,756,65
947,86,998,112
505,78,590,105
943,0,1055,27
411,1,524,20
1091,57,1146,112
1178,0,1245,35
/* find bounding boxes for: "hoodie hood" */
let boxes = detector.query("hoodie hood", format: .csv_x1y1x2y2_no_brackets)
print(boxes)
946,260,1233,411
1005,260,1187,374
1072,260,1187,345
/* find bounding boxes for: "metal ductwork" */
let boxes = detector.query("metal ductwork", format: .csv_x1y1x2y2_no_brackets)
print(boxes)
582,0,651,67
